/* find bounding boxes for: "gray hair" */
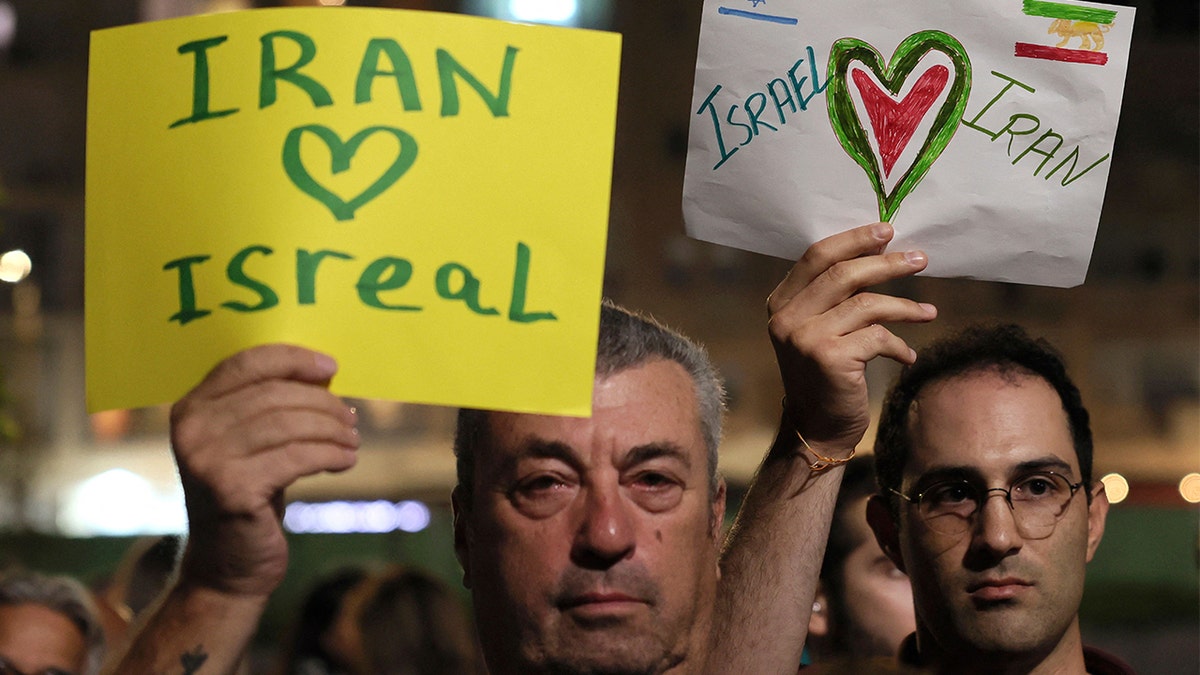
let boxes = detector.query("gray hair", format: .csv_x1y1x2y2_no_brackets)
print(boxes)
0,570,106,675
455,299,726,503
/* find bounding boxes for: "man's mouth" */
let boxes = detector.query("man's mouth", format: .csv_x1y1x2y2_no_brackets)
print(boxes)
558,591,649,619
966,577,1033,602
562,591,644,607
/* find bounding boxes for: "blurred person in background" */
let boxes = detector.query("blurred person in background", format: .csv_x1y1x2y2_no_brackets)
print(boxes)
91,535,183,651
0,570,106,675
326,565,482,675
803,455,915,671
272,566,367,675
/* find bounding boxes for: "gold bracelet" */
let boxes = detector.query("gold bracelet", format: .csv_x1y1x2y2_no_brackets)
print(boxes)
796,429,856,473
781,396,855,472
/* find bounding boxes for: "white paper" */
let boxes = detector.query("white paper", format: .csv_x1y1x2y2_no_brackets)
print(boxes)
683,0,1134,287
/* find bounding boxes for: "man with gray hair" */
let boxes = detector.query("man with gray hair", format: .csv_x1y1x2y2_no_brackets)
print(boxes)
104,290,858,674
451,300,729,674
0,570,107,675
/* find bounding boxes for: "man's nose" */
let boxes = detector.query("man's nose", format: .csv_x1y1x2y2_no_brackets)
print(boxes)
970,489,1024,557
571,482,636,568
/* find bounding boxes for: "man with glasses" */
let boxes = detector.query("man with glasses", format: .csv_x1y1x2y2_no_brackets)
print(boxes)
732,225,1132,674
864,323,1132,674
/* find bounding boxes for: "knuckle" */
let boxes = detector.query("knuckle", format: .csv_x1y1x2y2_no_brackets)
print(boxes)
847,293,875,313
823,258,851,285
798,242,828,270
170,416,205,456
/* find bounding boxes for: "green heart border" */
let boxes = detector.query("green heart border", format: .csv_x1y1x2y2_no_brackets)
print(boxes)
282,124,419,222
826,30,972,223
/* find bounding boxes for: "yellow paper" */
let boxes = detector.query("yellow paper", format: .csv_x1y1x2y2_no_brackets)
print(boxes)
86,8,620,415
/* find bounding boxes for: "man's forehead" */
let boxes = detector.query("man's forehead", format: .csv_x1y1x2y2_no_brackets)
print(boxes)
481,360,705,462
903,369,1079,480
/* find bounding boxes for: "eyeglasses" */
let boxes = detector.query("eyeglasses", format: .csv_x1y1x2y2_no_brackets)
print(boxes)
0,655,75,675
889,471,1086,539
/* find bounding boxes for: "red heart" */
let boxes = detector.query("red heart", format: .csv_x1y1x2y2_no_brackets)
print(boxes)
851,65,949,177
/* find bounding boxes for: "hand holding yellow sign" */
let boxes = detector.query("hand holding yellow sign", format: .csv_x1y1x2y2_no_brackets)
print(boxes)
86,8,621,415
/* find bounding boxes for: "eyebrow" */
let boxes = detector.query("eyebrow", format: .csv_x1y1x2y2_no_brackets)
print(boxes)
493,439,694,478
493,438,583,477
618,443,694,472
1012,457,1077,480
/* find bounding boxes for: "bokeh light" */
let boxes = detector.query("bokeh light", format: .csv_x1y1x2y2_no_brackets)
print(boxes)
284,499,431,533
1179,473,1200,504
1100,473,1129,504
0,249,32,283
509,0,577,24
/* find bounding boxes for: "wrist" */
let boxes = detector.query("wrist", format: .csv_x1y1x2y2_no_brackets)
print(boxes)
171,575,274,614
778,396,856,472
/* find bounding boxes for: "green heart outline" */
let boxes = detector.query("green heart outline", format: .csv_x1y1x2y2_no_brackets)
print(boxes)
282,124,419,221
826,30,972,223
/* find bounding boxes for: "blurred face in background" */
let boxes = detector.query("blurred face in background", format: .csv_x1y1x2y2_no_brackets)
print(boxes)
833,496,915,656
810,495,915,659
0,603,88,675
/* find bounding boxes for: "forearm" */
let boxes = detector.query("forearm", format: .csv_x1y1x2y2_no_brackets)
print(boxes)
101,580,269,675
707,416,848,675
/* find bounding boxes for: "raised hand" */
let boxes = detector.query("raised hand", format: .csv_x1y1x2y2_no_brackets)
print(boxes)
767,222,936,455
170,344,360,598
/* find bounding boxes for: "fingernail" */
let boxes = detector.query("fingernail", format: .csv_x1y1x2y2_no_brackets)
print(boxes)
313,352,338,375
919,302,937,316
872,222,893,240
904,250,927,266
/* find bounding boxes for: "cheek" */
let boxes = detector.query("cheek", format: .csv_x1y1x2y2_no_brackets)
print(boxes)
654,514,721,585
900,535,963,608
901,523,964,575
475,512,571,593
846,570,913,616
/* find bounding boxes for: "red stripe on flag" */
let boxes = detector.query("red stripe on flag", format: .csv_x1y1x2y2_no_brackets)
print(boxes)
1014,42,1108,65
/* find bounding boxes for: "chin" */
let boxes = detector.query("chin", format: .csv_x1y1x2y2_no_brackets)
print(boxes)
538,656,672,675
957,620,1057,656
536,634,682,675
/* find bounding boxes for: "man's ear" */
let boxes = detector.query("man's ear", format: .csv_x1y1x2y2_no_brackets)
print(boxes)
1085,481,1110,563
808,583,830,638
451,485,472,589
866,494,905,574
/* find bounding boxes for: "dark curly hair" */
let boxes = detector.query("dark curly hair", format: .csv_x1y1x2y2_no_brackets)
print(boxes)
873,324,1093,514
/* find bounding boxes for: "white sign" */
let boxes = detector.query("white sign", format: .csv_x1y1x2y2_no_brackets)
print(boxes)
684,0,1134,287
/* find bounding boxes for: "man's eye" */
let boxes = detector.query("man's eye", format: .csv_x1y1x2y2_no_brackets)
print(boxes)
628,472,685,512
518,475,567,494
927,482,974,505
1012,474,1062,500
634,472,676,489
510,474,575,517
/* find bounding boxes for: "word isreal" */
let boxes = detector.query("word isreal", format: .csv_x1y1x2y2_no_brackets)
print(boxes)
684,0,1133,287
86,8,621,415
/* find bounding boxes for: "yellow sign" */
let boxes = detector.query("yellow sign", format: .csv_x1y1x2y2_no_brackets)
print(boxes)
86,8,620,415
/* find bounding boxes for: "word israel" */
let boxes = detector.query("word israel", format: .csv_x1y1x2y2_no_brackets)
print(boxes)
163,241,555,326
694,45,827,170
